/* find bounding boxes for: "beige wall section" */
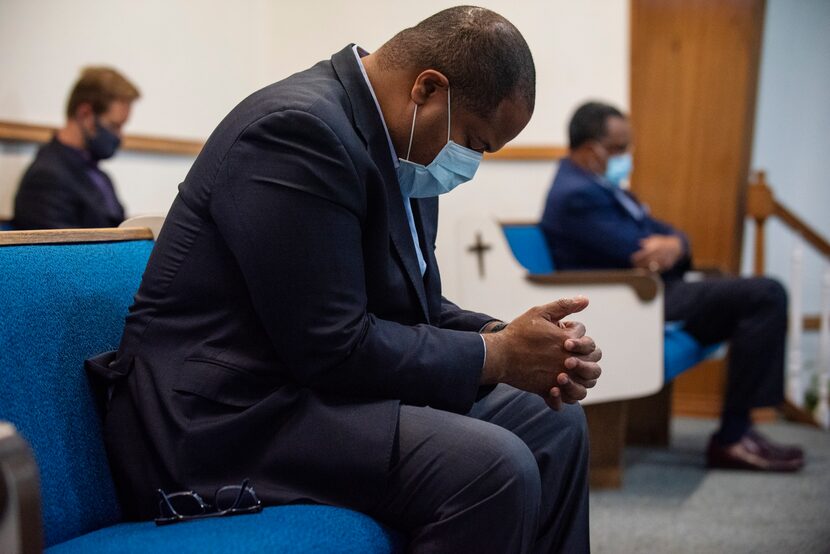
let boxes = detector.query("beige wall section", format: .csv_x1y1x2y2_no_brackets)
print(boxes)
0,0,629,241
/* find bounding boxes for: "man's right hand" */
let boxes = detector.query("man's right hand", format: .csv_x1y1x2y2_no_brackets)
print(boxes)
481,297,602,410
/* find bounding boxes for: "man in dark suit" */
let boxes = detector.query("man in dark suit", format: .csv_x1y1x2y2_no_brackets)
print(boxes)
13,67,138,229
88,8,601,552
541,101,804,472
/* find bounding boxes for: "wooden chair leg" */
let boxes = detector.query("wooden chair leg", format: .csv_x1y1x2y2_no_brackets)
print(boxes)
625,383,673,447
585,401,628,489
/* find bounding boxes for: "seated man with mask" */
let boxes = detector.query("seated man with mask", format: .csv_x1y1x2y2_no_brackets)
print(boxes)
540,101,804,472
87,7,602,553
13,66,138,229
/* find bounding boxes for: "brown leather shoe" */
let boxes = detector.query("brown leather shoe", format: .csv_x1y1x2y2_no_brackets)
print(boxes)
706,432,804,472
744,429,804,461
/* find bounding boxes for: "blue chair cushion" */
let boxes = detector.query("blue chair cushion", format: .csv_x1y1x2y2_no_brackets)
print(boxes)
0,240,155,546
502,224,555,274
46,505,403,554
664,324,722,381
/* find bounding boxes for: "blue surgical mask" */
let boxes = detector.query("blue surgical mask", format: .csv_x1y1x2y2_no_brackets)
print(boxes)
84,118,121,161
396,88,482,198
604,152,633,188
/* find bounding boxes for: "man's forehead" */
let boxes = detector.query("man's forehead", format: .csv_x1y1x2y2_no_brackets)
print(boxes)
475,96,532,152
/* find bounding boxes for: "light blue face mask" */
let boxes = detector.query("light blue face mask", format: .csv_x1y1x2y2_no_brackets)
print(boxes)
604,152,633,188
396,88,483,198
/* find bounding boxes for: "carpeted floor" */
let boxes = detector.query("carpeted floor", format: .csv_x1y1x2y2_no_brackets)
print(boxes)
590,417,830,553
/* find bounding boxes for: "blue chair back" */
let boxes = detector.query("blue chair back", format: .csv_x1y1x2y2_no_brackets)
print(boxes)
502,223,555,274
0,232,154,546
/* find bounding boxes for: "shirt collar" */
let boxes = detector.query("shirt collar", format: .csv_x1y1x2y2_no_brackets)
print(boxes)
352,45,399,168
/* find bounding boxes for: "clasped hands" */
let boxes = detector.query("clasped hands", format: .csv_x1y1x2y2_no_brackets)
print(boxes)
631,234,684,273
481,296,602,411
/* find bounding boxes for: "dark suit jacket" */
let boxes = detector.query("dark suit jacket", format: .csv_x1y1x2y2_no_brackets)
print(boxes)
540,158,690,281
89,45,494,520
13,137,125,229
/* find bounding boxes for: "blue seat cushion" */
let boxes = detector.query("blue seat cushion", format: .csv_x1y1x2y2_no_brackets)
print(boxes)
46,505,403,554
664,324,722,381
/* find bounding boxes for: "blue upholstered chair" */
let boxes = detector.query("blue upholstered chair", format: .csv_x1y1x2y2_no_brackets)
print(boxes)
502,223,718,381
0,227,402,553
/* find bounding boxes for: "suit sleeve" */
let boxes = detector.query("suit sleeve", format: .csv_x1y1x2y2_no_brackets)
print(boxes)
14,170,79,229
438,296,498,331
210,110,484,413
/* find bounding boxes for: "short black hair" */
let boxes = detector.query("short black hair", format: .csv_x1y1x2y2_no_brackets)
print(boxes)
568,101,624,149
376,6,535,118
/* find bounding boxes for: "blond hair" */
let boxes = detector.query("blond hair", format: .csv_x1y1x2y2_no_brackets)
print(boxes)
65,66,140,118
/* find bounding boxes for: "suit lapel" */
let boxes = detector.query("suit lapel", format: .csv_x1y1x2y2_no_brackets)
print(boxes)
330,46,430,322
588,175,645,222
414,197,442,324
609,188,645,221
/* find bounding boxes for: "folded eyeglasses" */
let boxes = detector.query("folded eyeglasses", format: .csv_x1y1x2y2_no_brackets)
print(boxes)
155,478,262,525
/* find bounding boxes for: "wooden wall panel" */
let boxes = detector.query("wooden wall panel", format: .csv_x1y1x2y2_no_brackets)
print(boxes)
630,0,766,416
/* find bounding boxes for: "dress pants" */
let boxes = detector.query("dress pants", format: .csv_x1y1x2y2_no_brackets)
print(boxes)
371,384,590,554
664,275,788,413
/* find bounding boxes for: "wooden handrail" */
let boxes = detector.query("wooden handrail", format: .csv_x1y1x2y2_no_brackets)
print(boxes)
0,227,153,246
0,119,566,161
773,202,830,258
527,269,661,302
747,170,830,268
747,170,829,331
485,146,567,161
0,120,203,157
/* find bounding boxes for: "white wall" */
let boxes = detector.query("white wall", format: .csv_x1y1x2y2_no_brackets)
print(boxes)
0,0,276,220
743,0,830,317
0,0,629,231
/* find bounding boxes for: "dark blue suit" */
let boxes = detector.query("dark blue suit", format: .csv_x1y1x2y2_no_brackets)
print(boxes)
540,158,689,280
540,157,787,434
14,137,124,229
89,46,589,552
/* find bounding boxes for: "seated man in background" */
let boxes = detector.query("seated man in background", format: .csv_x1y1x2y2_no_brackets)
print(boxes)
540,101,804,472
13,66,139,229
88,8,600,552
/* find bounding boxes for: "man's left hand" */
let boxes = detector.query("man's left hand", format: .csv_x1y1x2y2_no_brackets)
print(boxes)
543,320,602,410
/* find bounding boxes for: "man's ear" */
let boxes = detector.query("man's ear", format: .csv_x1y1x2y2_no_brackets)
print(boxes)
73,102,95,123
409,70,449,106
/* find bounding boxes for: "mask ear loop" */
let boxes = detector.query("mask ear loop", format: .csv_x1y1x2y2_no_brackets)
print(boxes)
447,86,452,143
405,104,417,161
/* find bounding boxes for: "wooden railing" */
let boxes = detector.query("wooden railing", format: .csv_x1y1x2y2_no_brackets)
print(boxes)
0,119,566,161
0,120,203,156
747,170,830,427
747,170,830,331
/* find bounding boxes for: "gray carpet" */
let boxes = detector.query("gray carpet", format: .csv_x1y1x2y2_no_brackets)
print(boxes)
590,417,830,553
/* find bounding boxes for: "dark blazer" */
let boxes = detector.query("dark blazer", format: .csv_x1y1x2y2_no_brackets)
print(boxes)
13,137,125,229
540,158,690,280
89,45,494,520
